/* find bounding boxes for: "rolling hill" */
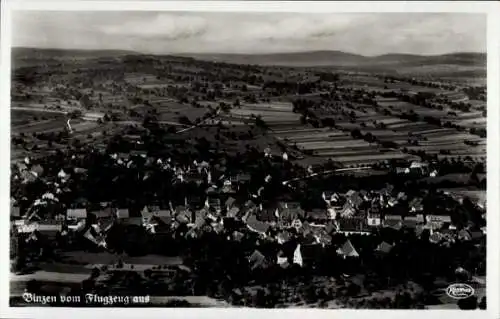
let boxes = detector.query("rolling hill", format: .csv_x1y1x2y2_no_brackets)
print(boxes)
178,50,486,69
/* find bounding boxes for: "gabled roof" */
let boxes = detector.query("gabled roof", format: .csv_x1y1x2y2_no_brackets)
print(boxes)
383,217,402,229
11,206,21,217
155,210,172,217
227,207,240,218
385,214,402,221
31,164,44,176
225,197,236,207
246,215,270,234
306,209,327,220
346,190,357,197
375,241,393,254
426,214,452,223
340,204,356,218
257,208,277,222
336,240,359,257
280,207,305,221
121,217,143,226
337,218,369,232
116,208,129,219
91,208,113,219
67,208,87,219
249,250,267,270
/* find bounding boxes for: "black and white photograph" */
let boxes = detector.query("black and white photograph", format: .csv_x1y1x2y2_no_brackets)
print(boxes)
1,1,499,317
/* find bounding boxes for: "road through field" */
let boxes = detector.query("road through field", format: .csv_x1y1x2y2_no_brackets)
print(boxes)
283,166,373,185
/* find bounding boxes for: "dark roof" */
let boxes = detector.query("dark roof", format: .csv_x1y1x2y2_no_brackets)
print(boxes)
90,208,113,219
246,215,270,234
376,241,393,254
280,207,305,221
11,206,21,217
257,209,277,222
225,197,236,207
402,219,418,229
300,244,324,260
249,250,267,270
337,218,369,232
306,209,327,220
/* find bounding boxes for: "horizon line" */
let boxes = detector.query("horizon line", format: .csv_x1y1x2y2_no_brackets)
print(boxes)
11,46,487,58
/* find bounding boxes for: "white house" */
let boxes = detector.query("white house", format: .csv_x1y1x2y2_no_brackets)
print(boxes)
367,213,382,226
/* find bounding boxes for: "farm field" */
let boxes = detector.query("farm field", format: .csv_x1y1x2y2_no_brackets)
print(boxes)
230,103,300,124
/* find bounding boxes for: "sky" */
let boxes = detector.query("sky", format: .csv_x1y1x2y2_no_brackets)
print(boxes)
12,11,486,56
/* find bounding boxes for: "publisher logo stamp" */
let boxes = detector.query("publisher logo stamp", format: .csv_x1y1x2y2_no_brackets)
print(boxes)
446,283,475,299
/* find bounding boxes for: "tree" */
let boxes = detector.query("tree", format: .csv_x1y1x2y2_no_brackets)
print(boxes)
178,116,192,126
350,129,362,139
255,116,268,130
91,267,101,279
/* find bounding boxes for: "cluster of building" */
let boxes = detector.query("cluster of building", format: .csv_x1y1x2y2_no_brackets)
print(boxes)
10,149,486,268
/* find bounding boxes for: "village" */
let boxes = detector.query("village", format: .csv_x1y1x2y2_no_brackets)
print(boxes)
9,35,487,309
10,140,487,308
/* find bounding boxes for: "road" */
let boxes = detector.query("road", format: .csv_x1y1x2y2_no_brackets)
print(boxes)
283,166,373,185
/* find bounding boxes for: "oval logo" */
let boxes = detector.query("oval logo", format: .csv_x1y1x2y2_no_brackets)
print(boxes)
446,283,475,299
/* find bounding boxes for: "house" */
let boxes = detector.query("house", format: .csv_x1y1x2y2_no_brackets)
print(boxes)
207,198,221,213
31,164,44,176
367,212,382,227
402,218,418,229
459,229,483,241
306,209,328,223
279,201,301,210
90,207,114,220
279,206,305,224
276,230,292,244
115,209,130,219
248,250,268,270
336,240,359,258
257,207,278,222
409,198,424,213
383,215,402,230
17,162,28,171
244,200,257,209
277,251,289,267
93,219,115,234
175,206,191,224
339,202,356,218
327,207,337,220
225,197,236,210
226,206,240,218
410,161,427,169
402,215,423,229
67,208,87,220
380,184,394,196
425,214,452,229
375,241,393,254
395,167,408,174
291,218,303,230
300,244,324,264
120,217,143,226
11,205,21,219
346,192,363,208
322,191,340,203
336,218,370,235
246,215,270,235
